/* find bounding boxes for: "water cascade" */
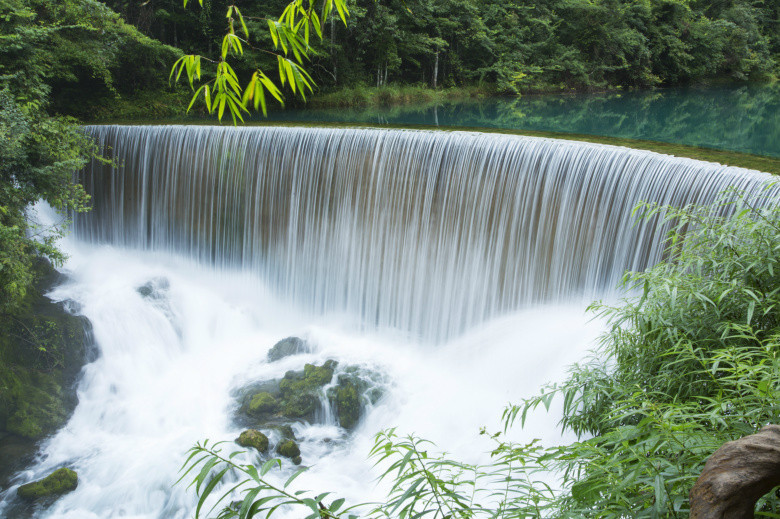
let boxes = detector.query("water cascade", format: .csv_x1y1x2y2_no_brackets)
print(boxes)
76,125,776,343
2,125,777,519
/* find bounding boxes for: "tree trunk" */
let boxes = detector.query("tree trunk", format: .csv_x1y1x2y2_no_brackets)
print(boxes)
433,50,439,89
330,18,337,84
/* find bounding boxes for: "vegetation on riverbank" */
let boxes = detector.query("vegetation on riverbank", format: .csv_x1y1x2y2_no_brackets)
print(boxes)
107,0,780,101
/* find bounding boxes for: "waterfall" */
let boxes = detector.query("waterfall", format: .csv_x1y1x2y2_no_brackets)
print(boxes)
76,125,777,342
4,125,777,519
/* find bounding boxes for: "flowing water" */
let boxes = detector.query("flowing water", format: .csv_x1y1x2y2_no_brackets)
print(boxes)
1,125,777,518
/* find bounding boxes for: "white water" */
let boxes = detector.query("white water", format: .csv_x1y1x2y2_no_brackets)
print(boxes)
2,242,602,518
2,126,778,518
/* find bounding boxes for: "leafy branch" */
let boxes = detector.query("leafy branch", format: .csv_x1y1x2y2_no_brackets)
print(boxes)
172,0,349,123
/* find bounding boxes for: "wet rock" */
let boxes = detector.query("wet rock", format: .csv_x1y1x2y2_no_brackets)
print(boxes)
267,337,310,362
0,434,37,489
17,467,78,501
272,424,297,441
276,361,337,421
0,259,92,445
248,392,279,416
136,277,170,299
690,424,780,519
333,380,360,430
327,366,385,430
276,439,301,464
236,430,269,452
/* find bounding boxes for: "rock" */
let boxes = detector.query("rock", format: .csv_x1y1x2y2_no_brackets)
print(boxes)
0,434,37,489
267,337,310,362
690,424,780,519
277,361,337,421
273,424,297,441
236,429,269,452
334,380,360,430
326,366,385,430
276,439,301,461
292,456,302,466
0,258,91,441
136,277,170,299
17,467,78,501
248,392,279,416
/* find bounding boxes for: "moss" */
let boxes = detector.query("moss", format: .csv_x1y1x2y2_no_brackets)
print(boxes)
275,361,337,420
17,467,78,501
0,260,89,440
236,429,269,452
276,439,301,460
248,392,278,416
334,381,361,430
274,424,296,440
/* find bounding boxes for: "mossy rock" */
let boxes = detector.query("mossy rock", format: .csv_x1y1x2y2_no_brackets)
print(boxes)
0,434,37,489
276,439,301,461
272,424,297,441
334,380,361,430
235,360,342,429
236,429,269,452
248,392,279,416
17,467,78,501
267,337,310,362
276,361,337,420
0,259,91,440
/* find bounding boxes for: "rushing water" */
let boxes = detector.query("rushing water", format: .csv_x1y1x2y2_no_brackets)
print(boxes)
2,125,777,518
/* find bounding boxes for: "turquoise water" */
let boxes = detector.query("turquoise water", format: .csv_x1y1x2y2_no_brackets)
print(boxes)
262,84,780,157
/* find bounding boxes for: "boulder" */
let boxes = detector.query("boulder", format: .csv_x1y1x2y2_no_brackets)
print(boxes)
236,429,269,452
267,337,310,362
276,439,302,465
276,361,337,421
690,424,780,518
17,467,78,501
248,392,278,416
326,366,385,430
333,380,360,430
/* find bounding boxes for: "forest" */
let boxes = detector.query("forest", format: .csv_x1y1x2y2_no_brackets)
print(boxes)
107,0,780,96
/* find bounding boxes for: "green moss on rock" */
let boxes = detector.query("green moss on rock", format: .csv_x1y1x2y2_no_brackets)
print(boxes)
17,467,78,501
334,381,361,430
236,429,269,452
0,260,89,440
276,439,301,460
275,360,337,421
248,392,278,416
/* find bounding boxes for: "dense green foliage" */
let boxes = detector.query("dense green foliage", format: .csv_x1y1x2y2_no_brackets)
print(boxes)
184,188,780,517
107,0,778,99
0,0,181,313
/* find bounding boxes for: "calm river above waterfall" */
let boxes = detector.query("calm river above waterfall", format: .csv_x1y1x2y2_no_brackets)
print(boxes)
262,84,780,157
